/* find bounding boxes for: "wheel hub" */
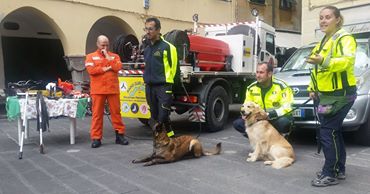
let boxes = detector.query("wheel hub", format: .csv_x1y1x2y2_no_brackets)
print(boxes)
212,97,224,121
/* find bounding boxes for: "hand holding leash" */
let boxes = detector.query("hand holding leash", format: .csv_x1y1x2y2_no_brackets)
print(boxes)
306,53,323,65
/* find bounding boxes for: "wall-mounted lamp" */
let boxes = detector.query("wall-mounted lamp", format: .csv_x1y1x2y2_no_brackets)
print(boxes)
143,0,149,9
251,8,259,17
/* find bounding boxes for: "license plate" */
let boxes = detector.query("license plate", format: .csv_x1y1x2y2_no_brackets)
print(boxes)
293,109,304,118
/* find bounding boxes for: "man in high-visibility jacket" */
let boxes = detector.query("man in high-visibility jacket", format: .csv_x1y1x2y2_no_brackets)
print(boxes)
143,17,178,136
85,35,128,148
233,62,294,136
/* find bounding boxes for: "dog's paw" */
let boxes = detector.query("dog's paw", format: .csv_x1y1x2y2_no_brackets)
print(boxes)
143,161,154,166
248,153,253,157
246,157,256,162
132,159,139,163
264,161,273,165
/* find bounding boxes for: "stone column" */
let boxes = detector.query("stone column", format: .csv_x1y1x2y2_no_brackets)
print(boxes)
0,33,4,87
63,55,90,91
0,30,6,103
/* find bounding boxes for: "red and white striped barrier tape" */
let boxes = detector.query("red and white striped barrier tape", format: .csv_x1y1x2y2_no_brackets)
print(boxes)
122,70,144,75
199,21,256,28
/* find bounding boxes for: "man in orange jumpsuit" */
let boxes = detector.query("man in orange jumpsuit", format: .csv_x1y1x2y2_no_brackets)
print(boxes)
85,35,129,148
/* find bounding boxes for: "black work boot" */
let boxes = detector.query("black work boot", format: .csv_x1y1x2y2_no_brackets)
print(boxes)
148,119,159,131
115,131,129,145
91,139,101,148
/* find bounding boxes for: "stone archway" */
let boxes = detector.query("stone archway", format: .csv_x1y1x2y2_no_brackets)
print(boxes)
86,16,137,54
0,6,70,85
63,16,138,89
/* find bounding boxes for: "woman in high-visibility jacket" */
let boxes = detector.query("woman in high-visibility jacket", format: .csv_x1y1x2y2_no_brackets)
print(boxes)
307,6,357,187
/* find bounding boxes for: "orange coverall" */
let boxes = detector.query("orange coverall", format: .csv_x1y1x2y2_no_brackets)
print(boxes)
85,50,125,140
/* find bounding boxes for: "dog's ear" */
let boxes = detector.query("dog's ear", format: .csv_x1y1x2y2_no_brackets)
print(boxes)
255,110,268,121
153,130,159,137
152,123,162,138
154,123,167,133
155,123,161,131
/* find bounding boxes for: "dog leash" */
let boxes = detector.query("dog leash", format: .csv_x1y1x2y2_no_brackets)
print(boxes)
267,98,312,120
261,98,312,140
179,81,203,138
310,66,321,155
289,98,312,115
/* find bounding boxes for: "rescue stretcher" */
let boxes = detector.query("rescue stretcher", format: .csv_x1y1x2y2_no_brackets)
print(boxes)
17,91,45,159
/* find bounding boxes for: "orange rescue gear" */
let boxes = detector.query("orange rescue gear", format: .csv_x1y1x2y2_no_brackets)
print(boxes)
85,50,125,140
85,50,122,94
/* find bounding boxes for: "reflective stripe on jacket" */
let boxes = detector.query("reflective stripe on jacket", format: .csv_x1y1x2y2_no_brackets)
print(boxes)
308,29,357,93
143,37,178,85
244,77,294,117
85,50,122,94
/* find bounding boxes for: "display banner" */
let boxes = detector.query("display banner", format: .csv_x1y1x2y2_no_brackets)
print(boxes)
119,76,150,118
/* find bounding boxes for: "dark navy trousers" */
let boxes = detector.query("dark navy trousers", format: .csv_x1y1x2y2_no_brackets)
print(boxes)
319,101,354,177
145,84,173,123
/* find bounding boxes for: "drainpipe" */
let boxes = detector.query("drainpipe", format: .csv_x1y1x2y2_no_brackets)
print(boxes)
233,0,238,22
272,0,276,28
0,31,5,90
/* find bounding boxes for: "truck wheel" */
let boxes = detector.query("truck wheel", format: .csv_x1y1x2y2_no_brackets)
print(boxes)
138,118,149,126
204,86,229,132
354,119,370,146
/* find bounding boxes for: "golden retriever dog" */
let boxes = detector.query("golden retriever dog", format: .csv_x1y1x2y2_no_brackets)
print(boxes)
241,101,295,169
132,123,221,166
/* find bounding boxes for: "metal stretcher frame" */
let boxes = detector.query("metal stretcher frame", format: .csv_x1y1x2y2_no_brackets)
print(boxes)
16,92,79,159
16,117,77,144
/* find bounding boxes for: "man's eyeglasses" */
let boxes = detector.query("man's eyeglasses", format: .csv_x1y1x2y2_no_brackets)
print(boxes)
143,27,156,32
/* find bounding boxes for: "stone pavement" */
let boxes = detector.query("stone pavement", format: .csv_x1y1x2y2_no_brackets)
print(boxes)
1,112,370,194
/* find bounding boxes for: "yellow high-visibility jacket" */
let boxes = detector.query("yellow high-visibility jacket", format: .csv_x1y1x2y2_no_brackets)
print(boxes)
245,77,294,117
143,36,178,85
308,29,357,94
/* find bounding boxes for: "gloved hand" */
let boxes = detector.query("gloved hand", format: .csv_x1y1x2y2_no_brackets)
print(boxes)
267,110,278,120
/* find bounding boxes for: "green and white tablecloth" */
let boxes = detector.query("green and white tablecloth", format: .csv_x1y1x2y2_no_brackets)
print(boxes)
6,96,88,121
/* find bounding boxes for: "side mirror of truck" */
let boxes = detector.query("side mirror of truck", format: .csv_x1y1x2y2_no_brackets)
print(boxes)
273,67,281,74
260,52,265,61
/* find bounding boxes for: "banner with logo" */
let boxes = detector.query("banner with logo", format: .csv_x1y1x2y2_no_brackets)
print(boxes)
119,76,150,119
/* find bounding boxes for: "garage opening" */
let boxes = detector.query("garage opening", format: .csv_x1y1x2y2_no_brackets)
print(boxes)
1,7,70,86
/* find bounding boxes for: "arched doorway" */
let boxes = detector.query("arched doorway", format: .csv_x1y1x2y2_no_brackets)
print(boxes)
86,16,137,55
0,7,70,85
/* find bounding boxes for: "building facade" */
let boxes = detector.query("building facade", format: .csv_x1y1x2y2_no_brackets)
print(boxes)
301,0,370,44
233,0,302,48
0,0,233,90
